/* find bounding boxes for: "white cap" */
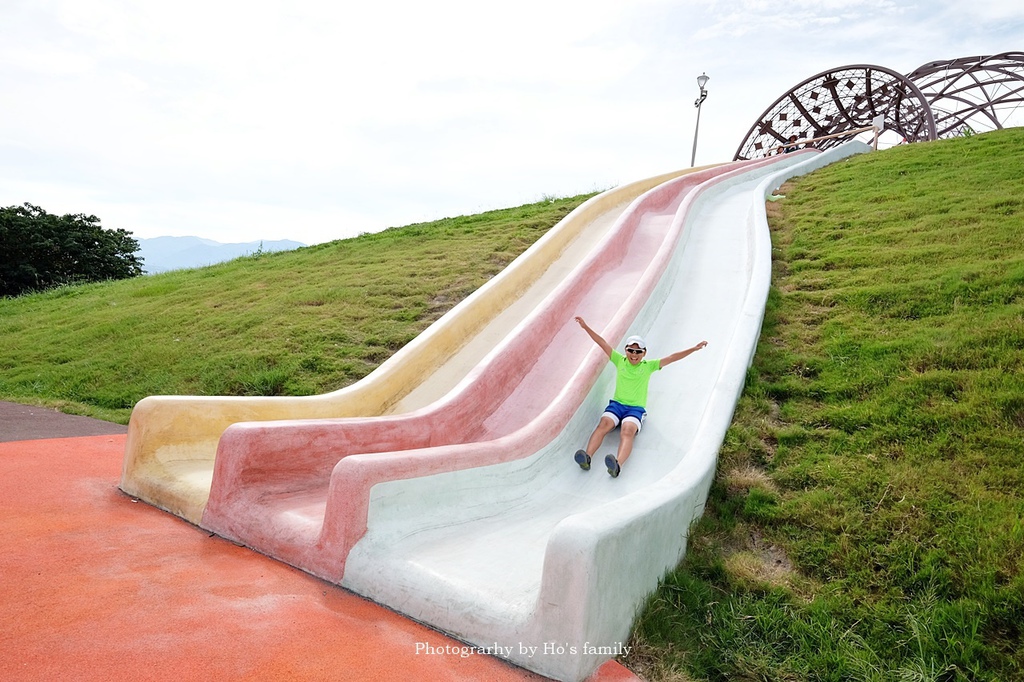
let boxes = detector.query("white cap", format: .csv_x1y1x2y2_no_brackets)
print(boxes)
624,335,646,350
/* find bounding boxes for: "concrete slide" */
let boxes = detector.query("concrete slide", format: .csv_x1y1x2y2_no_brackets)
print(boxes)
119,167,712,524
125,142,870,682
198,160,768,568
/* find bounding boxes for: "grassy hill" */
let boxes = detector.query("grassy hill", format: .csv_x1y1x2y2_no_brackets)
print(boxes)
2,129,1022,679
0,194,593,423
629,128,1024,681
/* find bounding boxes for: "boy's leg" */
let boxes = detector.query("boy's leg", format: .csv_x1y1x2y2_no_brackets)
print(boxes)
605,421,638,478
577,413,617,471
586,416,617,456
606,410,643,477
615,420,640,466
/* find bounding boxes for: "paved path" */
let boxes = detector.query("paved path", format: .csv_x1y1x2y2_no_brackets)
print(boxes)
0,401,128,442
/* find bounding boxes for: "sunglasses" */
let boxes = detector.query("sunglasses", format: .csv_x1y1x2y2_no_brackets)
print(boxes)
625,348,645,355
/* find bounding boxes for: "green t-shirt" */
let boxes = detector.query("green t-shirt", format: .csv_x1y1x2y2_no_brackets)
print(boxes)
610,350,661,408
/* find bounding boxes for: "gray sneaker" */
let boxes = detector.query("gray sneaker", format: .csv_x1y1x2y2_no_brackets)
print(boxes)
604,454,620,478
574,449,591,471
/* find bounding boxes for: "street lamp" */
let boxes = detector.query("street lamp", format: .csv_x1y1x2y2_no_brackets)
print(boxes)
690,72,709,167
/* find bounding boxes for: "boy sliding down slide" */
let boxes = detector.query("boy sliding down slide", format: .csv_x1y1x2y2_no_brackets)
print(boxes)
574,316,707,478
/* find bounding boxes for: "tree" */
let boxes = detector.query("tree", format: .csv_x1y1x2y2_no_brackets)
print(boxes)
0,203,143,297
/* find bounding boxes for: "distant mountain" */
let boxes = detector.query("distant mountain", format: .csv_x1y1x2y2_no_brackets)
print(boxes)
136,236,306,274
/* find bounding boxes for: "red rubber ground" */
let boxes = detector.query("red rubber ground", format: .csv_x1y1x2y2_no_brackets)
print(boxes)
0,421,638,681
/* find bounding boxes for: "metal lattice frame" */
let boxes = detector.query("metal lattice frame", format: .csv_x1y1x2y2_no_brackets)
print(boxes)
733,52,1024,160
734,65,935,160
907,51,1024,138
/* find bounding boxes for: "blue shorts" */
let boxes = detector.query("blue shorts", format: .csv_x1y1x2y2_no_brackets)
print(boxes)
602,400,647,432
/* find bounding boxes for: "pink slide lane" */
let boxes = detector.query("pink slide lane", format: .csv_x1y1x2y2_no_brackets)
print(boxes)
200,157,784,583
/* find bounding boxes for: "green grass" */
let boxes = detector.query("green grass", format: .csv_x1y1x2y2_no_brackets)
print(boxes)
0,194,593,422
628,128,1024,681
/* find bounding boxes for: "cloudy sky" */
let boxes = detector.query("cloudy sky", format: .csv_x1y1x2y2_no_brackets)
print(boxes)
2,1,1022,246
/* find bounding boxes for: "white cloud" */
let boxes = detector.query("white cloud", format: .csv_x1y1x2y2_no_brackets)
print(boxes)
1,0,1022,245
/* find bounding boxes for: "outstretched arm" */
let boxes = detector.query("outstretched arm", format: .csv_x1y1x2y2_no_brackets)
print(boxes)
574,316,613,358
658,340,708,369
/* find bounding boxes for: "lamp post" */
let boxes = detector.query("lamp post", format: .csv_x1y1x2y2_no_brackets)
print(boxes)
690,72,709,167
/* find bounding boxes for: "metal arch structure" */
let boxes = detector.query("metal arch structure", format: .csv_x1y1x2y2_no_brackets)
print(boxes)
734,64,936,160
907,51,1024,138
733,52,1024,160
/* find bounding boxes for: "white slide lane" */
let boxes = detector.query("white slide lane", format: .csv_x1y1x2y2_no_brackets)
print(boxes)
341,143,871,682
